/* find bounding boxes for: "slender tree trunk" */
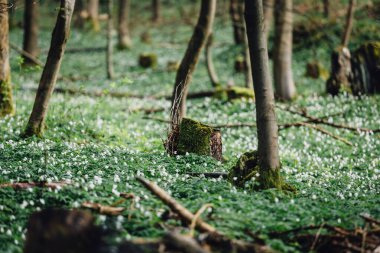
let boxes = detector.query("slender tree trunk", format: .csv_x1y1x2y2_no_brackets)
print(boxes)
244,32,253,90
245,0,282,188
229,0,245,45
263,0,274,38
170,0,216,127
342,0,356,47
323,0,330,18
152,0,160,23
205,33,219,87
273,0,296,100
24,0,75,137
0,0,14,117
23,0,39,65
106,0,114,79
74,0,85,28
117,0,132,49
87,0,100,32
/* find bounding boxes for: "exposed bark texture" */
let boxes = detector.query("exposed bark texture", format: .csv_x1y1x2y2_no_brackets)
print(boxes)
342,0,356,47
205,33,219,87
152,0,160,23
229,0,245,45
0,0,14,117
263,0,274,37
117,0,132,49
273,0,296,100
23,0,39,66
87,0,100,32
170,0,216,127
245,0,282,188
106,0,114,79
24,0,75,137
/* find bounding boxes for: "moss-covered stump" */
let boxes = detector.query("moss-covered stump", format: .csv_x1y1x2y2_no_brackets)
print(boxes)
214,86,254,101
0,79,15,117
139,53,157,69
176,118,223,161
228,151,294,191
234,55,246,72
326,47,352,96
305,61,329,80
350,42,380,95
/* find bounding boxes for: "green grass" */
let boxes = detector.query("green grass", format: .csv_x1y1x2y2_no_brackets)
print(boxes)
1,1,380,252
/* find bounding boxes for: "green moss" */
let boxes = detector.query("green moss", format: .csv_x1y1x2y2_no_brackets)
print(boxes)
214,86,254,101
139,53,158,69
305,61,329,80
0,79,15,117
228,151,295,192
177,118,213,156
23,123,44,138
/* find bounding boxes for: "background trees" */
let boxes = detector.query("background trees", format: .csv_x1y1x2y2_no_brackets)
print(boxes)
22,0,39,66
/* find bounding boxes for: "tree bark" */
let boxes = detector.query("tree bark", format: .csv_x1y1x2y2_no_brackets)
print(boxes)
229,0,245,45
152,0,160,23
273,0,296,100
117,0,132,49
106,0,114,79
87,0,100,32
245,0,282,188
170,0,216,127
0,0,14,117
23,0,39,66
244,32,253,90
341,0,356,48
24,0,75,137
205,33,219,87
263,0,274,38
73,0,85,28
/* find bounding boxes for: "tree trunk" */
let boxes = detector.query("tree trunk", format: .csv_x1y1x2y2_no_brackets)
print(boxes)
152,0,160,23
24,0,75,137
244,32,253,90
263,0,274,38
245,0,282,188
341,0,356,48
0,0,14,117
229,0,245,45
170,0,216,127
205,33,219,87
88,0,100,32
23,0,39,66
73,0,85,28
323,0,330,18
117,0,132,49
273,0,296,100
106,0,114,79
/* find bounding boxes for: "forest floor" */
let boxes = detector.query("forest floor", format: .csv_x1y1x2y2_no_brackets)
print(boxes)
0,1,380,252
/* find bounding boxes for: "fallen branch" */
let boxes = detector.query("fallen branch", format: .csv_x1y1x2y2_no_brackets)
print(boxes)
9,42,44,67
136,176,216,233
65,47,106,54
81,201,125,216
186,172,228,179
0,181,70,190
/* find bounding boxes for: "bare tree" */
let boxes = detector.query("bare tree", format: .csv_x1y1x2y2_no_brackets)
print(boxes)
273,0,296,100
0,0,14,117
117,0,132,49
342,0,356,47
23,0,39,66
245,0,282,188
106,0,114,79
170,0,216,127
87,0,100,31
263,0,274,37
24,0,75,137
152,0,160,23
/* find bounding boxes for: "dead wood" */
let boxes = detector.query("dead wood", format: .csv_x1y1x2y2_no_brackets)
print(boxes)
10,42,44,67
81,201,125,216
186,172,228,179
0,181,70,190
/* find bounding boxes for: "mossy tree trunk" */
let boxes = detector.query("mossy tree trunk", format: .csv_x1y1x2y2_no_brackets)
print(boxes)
106,0,114,79
87,0,100,32
152,0,160,23
245,0,282,189
273,0,296,100
117,0,132,49
24,0,75,137
23,0,39,66
170,0,216,127
0,0,14,117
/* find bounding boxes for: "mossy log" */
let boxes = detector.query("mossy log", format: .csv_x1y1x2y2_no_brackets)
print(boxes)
139,53,157,68
214,86,254,101
168,118,223,161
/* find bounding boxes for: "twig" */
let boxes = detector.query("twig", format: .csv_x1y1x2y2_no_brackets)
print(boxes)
136,176,217,233
164,232,209,253
9,42,44,67
0,181,70,189
310,223,325,251
360,214,380,226
189,204,213,237
81,201,125,216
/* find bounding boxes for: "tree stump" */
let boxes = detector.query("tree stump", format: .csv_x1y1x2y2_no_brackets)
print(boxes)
326,47,352,95
24,209,104,253
305,61,329,80
139,53,157,68
166,118,223,161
